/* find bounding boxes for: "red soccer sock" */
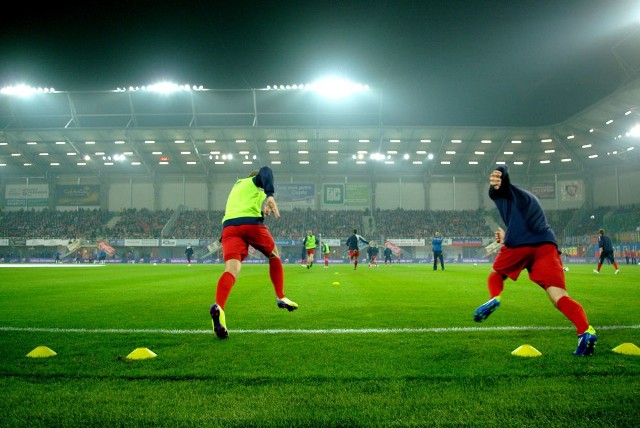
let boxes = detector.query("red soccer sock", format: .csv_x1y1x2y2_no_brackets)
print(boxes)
596,263,602,271
269,257,285,299
215,271,236,310
613,262,619,270
487,271,505,298
556,296,590,335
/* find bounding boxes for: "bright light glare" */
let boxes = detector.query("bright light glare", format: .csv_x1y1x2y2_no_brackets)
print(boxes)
146,82,187,93
626,124,640,137
311,77,369,99
1,84,55,96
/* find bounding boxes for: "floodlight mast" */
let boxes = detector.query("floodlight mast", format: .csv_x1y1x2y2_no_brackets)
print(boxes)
252,89,258,127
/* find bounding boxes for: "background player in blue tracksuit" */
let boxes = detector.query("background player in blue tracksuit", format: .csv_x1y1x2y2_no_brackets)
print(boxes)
185,243,194,266
432,231,444,271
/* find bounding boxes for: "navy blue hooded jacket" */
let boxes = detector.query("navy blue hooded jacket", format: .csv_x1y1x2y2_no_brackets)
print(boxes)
489,165,558,248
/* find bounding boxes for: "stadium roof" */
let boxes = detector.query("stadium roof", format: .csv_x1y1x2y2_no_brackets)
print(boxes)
0,76,639,179
1,1,640,180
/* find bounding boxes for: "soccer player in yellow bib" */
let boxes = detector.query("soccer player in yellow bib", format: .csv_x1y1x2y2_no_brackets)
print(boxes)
209,167,298,339
303,230,317,269
321,241,330,268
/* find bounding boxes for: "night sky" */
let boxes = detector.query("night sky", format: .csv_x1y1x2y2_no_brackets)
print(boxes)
1,0,639,126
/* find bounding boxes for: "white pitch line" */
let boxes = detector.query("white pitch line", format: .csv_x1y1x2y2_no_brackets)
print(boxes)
1,325,639,335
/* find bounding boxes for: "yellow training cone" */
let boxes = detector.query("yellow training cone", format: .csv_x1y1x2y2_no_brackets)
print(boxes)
612,343,640,356
26,346,57,358
511,344,542,357
332,281,340,285
126,348,157,360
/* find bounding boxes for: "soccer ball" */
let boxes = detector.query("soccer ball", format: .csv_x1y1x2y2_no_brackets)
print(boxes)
590,215,595,220
563,266,569,272
153,263,157,266
473,263,477,266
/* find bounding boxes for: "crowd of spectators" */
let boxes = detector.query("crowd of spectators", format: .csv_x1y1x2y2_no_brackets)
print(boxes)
0,208,112,239
373,209,492,239
106,208,174,238
170,209,222,239
1,206,638,242
594,204,640,236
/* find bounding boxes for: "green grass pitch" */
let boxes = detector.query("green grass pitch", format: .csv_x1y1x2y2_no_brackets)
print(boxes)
1,262,639,427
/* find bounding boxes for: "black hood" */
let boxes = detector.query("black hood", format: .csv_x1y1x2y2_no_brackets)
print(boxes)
495,165,511,187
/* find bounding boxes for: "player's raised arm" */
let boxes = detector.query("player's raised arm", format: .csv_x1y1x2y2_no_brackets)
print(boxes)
264,195,280,218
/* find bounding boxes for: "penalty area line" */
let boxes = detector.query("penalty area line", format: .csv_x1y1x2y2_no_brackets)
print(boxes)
1,325,639,335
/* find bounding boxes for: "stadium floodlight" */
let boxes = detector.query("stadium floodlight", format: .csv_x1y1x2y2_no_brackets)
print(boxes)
118,82,203,93
146,82,185,93
265,77,369,99
626,124,640,137
1,85,56,96
311,77,369,99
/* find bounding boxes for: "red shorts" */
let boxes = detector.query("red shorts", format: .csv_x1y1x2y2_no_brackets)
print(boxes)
221,224,275,262
493,243,565,289
306,249,315,257
349,250,359,259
